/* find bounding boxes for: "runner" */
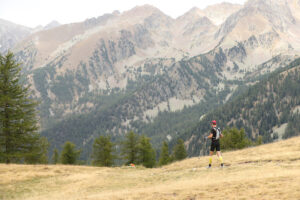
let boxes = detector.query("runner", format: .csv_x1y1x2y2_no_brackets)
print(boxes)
207,120,224,168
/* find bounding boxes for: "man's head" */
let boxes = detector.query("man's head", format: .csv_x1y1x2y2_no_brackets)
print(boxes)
211,120,217,127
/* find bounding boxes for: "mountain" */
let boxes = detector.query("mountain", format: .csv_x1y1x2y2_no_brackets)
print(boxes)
14,5,218,127
8,1,300,159
180,57,300,156
2,136,300,199
177,3,242,27
0,19,32,53
44,20,61,30
0,18,62,53
174,8,218,54
214,0,300,71
15,2,299,123
203,2,243,25
41,48,235,158
33,20,62,32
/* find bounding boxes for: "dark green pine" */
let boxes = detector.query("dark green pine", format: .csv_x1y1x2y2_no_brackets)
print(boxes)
0,52,47,164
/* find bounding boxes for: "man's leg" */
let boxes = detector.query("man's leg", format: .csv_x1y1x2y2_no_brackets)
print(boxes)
208,151,214,167
216,151,223,167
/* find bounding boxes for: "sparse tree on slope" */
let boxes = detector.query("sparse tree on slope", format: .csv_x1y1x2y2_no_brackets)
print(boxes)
159,141,171,166
137,135,156,168
173,139,187,161
60,141,81,165
92,135,116,167
52,148,59,164
121,131,139,165
221,127,252,150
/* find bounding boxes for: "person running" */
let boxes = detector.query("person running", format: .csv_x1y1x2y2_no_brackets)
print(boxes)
207,120,224,168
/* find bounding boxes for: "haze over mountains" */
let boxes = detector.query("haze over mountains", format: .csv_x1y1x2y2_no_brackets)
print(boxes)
1,0,300,158
0,19,61,53
0,19,31,53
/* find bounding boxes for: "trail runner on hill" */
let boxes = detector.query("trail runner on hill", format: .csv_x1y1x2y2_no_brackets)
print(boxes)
207,120,224,168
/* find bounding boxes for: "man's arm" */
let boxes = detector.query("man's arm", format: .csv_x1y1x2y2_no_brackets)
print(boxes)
220,130,224,138
207,133,213,139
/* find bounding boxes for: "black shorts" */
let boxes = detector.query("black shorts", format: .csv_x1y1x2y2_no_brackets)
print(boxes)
210,140,220,152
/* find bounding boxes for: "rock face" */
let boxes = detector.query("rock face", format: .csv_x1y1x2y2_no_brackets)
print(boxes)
214,0,300,71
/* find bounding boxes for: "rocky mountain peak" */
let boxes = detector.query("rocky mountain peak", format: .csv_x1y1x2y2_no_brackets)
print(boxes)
83,13,116,28
44,20,61,30
112,10,121,16
203,2,243,25
178,3,242,26
247,0,295,30
122,4,167,19
216,0,296,39
245,0,288,7
177,7,205,21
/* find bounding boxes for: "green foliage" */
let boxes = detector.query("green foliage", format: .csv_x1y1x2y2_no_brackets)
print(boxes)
220,128,252,150
121,131,139,165
52,148,59,164
60,141,81,165
172,139,187,161
50,73,75,103
91,135,115,167
24,137,49,164
32,65,55,98
0,52,41,164
283,113,300,139
159,141,171,166
137,135,156,168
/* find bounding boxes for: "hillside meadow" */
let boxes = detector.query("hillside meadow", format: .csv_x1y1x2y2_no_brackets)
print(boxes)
1,136,300,200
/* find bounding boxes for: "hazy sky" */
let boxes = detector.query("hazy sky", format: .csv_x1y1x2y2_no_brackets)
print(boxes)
0,0,247,28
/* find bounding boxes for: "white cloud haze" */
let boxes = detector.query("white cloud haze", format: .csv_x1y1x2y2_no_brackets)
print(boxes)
0,0,247,27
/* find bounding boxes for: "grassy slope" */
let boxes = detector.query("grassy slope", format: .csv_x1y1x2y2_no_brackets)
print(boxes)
1,136,300,200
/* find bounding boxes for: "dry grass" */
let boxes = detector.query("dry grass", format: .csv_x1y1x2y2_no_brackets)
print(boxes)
1,137,300,200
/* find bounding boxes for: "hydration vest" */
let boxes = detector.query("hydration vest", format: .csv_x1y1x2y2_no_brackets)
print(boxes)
213,127,221,140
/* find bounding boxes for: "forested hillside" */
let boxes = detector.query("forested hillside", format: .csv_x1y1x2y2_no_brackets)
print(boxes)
41,49,236,159
181,58,300,156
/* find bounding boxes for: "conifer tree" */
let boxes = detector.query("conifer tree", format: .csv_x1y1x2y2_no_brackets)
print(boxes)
92,135,115,167
159,141,170,166
24,137,49,164
220,127,252,150
137,135,156,168
173,139,187,161
52,148,59,164
0,52,43,164
121,131,139,165
60,141,81,164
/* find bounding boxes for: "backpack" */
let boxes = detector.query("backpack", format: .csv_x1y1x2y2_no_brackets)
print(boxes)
214,127,221,140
